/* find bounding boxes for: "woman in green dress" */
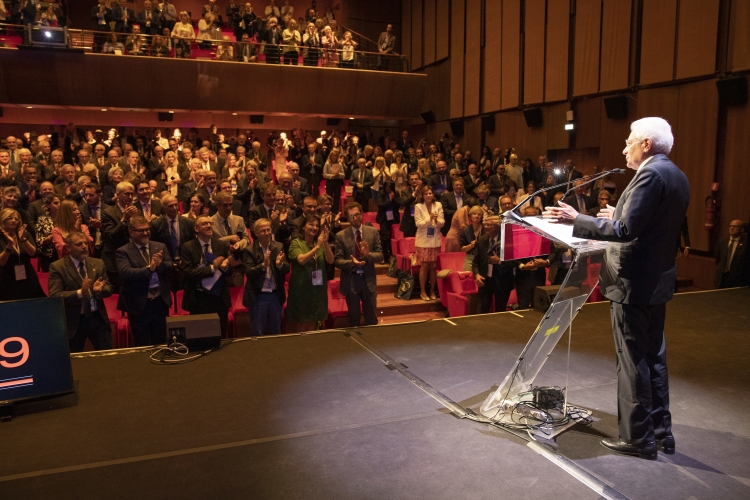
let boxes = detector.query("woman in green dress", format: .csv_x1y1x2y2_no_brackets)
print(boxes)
286,215,334,333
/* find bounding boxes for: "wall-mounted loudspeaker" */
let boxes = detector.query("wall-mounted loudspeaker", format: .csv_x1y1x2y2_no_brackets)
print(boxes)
449,119,464,136
250,115,264,124
157,112,173,122
326,118,341,126
603,95,628,120
716,76,748,106
0,107,3,118
523,108,543,127
421,110,436,124
481,114,495,133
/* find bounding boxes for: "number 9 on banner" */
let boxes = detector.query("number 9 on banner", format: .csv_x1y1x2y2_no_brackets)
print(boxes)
0,337,30,368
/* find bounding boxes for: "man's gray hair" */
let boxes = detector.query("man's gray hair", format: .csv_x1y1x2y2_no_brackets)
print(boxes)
116,181,134,194
630,117,674,155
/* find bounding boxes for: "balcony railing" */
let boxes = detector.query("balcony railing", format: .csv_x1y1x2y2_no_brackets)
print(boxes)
0,23,407,72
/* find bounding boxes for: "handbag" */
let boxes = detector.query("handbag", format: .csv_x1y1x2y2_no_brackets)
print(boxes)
394,271,415,300
386,255,398,278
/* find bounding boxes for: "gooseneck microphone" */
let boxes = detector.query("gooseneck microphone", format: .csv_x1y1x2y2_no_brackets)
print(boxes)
554,168,626,207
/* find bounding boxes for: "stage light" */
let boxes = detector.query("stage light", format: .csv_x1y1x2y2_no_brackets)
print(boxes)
232,112,237,116
564,122,574,131
101,108,107,112
26,106,32,109
554,168,562,175
168,111,174,114
349,117,354,120
44,31,52,38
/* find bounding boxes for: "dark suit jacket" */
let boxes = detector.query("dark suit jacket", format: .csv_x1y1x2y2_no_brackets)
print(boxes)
180,236,233,311
115,240,173,315
349,168,373,206
293,176,309,196
79,202,104,252
487,173,509,198
101,204,133,275
573,154,690,305
376,191,401,225
428,172,452,197
247,203,292,241
398,190,418,237
112,6,135,32
472,234,516,285
48,256,112,339
300,153,324,180
563,192,596,214
150,215,196,261
242,240,290,310
463,174,482,196
714,234,748,288
135,198,163,218
136,9,162,34
476,196,499,215
249,151,268,171
334,225,384,295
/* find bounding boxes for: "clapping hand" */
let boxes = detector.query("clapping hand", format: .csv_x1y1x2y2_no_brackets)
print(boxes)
123,205,138,221
316,226,329,247
275,251,285,267
489,255,501,265
17,224,27,239
263,250,271,268
149,250,163,271
597,204,615,220
293,179,301,190
430,211,438,222
359,239,370,258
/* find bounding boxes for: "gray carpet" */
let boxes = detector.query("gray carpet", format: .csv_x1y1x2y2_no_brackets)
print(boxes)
1,288,749,499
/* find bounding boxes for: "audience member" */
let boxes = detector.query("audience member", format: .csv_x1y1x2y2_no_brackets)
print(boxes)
428,160,450,199
323,149,346,214
715,220,747,289
115,215,173,346
52,199,93,259
335,202,384,326
441,177,475,238
102,181,138,290
563,179,596,214
398,172,422,238
349,157,372,209
459,205,485,271
588,189,611,217
0,207,45,301
286,215,333,332
48,231,112,352
472,215,515,313
375,181,400,260
181,215,234,336
414,186,444,301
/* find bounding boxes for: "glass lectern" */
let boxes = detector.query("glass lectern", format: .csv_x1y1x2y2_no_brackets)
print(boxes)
479,211,607,438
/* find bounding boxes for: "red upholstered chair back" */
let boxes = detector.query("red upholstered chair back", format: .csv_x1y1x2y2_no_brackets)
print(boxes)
397,237,416,255
437,252,465,272
328,279,344,300
448,272,479,295
361,212,378,225
391,225,404,241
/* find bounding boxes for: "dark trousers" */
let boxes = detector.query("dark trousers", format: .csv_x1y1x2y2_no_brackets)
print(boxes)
283,50,298,65
477,272,514,314
326,180,343,216
250,292,283,336
515,269,546,310
265,47,281,64
69,313,112,353
380,222,393,260
192,291,229,338
345,274,378,326
130,298,169,346
610,301,671,445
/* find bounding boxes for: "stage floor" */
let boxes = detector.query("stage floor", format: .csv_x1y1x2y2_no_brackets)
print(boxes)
1,288,749,499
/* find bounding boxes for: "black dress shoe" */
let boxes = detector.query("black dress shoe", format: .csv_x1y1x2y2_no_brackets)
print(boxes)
657,435,675,455
601,438,657,460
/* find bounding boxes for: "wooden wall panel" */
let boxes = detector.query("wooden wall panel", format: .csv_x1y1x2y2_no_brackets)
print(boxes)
675,0,720,79
721,102,750,233
599,0,631,92
547,102,571,150
522,113,549,164
464,0,482,116
500,0,521,109
423,0,437,65
599,92,635,189
640,0,677,84
545,0,569,102
436,0,451,60
498,111,527,151
463,116,482,160
636,87,680,159
523,0,546,105
575,97,601,149
449,0,466,118
728,0,750,71
573,0,601,96
483,0,503,112
402,0,412,71
674,80,719,252
411,0,423,69
423,60,451,122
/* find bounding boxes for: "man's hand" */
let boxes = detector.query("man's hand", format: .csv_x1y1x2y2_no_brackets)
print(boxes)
597,204,615,220
351,256,364,266
275,251,284,267
123,205,138,222
543,201,579,222
279,210,288,223
230,241,241,252
88,217,102,229
263,250,271,268
293,180,301,190
489,255,501,265
475,274,485,287
92,277,106,294
532,258,548,267
212,255,225,268
360,239,370,258
249,178,258,190
226,234,240,244
81,277,94,294
149,250,163,271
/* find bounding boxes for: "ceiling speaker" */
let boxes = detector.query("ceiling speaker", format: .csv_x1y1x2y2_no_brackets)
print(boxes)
481,114,495,133
523,108,543,127
716,76,748,106
421,110,436,124
603,95,628,120
449,119,464,136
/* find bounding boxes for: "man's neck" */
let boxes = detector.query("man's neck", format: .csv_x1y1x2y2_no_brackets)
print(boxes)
197,235,211,245
139,198,150,205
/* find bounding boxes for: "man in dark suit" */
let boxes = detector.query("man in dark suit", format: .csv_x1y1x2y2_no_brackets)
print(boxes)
440,178,476,236
134,179,163,220
714,220,747,288
562,158,583,190
290,196,320,241
463,163,482,197
181,215,235,337
376,24,396,70
349,157,373,209
136,0,162,35
277,172,304,214
54,165,79,200
249,141,268,172
487,163,509,198
301,143,324,196
101,181,139,291
548,117,690,460
27,181,55,227
287,162,309,197
92,0,112,53
428,160,451,199
474,184,499,216
17,164,40,210
116,216,173,346
247,183,292,241
472,216,516,314
112,0,135,33
562,179,596,215
197,147,219,175
243,217,290,336
334,202,384,326
48,232,113,352
398,172,422,238
234,163,264,224
80,183,105,258
150,195,195,292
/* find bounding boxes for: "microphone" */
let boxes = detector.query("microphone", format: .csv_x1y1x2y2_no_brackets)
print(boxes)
555,168,626,206
510,176,580,216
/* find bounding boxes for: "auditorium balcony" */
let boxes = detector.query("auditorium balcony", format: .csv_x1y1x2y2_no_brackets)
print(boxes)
0,24,424,121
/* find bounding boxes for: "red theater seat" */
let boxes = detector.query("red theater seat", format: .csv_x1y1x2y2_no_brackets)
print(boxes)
395,237,420,276
326,279,349,328
436,252,469,308
445,272,479,318
229,286,250,337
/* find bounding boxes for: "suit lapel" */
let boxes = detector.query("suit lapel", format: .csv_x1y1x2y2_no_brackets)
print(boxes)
65,257,83,286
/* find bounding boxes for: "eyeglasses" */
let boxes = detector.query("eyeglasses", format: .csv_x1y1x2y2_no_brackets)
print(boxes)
625,138,643,147
130,228,151,233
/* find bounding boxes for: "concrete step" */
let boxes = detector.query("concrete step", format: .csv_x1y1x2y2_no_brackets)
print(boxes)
376,294,445,316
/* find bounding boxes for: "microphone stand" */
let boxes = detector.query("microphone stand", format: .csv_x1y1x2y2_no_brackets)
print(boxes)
555,168,626,207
